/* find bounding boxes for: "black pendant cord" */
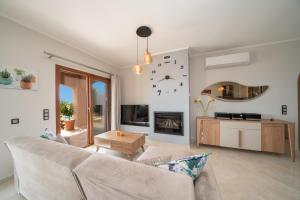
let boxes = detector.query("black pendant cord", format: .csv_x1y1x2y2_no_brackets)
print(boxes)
146,37,149,51
136,36,139,64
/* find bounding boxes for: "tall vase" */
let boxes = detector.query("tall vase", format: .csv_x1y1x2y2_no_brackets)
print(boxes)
202,110,208,117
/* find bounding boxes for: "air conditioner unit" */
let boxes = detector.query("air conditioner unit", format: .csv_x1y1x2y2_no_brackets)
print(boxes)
205,52,250,70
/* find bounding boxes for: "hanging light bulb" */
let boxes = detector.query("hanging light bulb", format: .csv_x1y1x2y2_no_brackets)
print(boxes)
132,64,143,75
132,36,143,75
144,37,152,64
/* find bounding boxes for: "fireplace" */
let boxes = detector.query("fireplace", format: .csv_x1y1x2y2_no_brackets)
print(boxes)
154,112,184,136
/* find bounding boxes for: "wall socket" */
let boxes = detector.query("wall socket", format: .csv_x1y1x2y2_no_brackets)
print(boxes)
11,118,19,124
282,105,287,115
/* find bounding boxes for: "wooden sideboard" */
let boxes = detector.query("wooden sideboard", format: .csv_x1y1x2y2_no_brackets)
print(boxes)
196,117,296,161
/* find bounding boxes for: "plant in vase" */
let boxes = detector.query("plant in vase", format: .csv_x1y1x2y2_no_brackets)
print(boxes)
194,97,215,116
60,101,75,131
0,69,13,85
14,68,25,81
20,74,34,89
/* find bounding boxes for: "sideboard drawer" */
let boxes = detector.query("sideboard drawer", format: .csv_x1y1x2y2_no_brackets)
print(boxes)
220,127,239,148
220,121,261,130
240,129,261,151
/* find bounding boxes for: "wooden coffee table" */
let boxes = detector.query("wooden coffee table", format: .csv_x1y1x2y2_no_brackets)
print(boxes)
94,131,145,159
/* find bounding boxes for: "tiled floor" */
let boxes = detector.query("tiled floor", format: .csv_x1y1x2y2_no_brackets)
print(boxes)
1,138,300,200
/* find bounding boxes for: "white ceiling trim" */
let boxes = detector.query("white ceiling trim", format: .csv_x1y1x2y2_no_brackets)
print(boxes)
152,47,189,56
190,37,300,57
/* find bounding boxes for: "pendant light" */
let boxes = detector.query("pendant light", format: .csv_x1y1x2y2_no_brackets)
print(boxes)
136,26,152,65
144,36,152,64
132,36,143,75
133,26,152,74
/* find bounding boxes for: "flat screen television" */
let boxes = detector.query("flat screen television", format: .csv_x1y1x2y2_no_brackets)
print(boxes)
121,105,149,127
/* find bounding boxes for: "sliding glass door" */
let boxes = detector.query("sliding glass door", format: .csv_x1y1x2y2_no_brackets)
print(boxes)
90,77,111,136
56,65,111,146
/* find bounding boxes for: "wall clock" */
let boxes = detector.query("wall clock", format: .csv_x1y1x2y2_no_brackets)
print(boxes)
150,56,188,96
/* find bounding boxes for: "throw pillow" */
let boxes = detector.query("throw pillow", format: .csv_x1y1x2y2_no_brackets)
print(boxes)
40,128,68,144
41,128,56,140
154,153,211,180
135,155,172,166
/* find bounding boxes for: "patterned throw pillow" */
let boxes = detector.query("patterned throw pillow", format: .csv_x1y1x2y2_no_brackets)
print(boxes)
41,128,56,140
154,153,211,180
40,128,68,144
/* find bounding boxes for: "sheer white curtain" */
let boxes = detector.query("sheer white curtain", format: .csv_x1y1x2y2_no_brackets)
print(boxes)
111,74,121,130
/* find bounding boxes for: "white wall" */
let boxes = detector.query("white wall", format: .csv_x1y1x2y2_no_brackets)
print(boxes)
120,66,150,105
190,40,300,150
0,16,117,180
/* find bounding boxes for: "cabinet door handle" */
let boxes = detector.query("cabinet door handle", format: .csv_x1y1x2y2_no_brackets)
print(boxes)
238,130,242,148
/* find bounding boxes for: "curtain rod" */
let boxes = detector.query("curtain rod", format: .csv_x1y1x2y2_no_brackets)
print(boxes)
44,51,114,76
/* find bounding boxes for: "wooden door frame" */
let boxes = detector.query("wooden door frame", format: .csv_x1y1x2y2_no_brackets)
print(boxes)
298,73,300,150
55,65,111,145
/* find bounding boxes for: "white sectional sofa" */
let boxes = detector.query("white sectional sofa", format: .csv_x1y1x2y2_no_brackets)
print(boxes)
5,136,221,200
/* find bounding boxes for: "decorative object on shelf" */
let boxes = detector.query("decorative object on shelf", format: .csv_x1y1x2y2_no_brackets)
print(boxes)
60,101,75,131
14,68,25,81
116,130,124,136
0,65,38,90
132,26,153,75
0,69,13,85
194,97,215,116
201,81,268,101
20,74,34,89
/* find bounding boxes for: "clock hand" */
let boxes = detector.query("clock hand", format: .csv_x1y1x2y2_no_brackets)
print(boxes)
157,77,166,83
165,75,175,80
157,75,176,83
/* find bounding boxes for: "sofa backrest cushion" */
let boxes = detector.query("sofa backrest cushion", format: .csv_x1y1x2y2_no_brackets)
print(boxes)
5,136,92,200
73,153,196,200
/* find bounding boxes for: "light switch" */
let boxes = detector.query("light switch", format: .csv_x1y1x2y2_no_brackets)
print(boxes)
11,118,19,124
43,109,49,120
282,105,287,115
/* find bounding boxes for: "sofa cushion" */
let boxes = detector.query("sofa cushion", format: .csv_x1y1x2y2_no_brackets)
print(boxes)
135,155,172,166
195,161,222,200
5,136,92,200
136,146,221,200
137,146,193,161
73,153,196,200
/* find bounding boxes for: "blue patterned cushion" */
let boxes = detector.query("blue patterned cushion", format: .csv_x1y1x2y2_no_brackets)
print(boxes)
154,153,211,180
40,128,68,144
40,128,56,140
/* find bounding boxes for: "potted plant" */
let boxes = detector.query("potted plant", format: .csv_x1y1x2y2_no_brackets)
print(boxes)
60,101,75,131
20,74,34,89
14,68,25,81
194,97,215,116
0,69,13,85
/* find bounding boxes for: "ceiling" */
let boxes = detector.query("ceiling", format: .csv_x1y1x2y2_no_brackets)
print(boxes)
1,0,300,68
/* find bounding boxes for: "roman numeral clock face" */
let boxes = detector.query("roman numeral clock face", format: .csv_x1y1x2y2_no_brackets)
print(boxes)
150,56,188,96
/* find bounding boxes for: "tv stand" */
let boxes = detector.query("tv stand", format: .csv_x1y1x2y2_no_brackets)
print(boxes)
196,117,295,162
